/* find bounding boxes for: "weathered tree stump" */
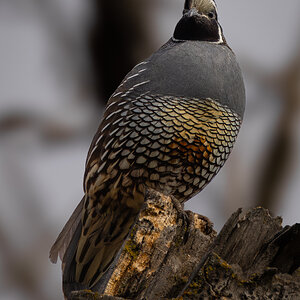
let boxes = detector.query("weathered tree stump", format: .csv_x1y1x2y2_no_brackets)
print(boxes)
70,189,300,299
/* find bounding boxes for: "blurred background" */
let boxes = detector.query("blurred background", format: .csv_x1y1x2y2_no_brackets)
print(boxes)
0,0,299,299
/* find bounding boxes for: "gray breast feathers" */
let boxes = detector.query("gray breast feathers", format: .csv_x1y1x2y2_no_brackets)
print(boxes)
120,40,245,120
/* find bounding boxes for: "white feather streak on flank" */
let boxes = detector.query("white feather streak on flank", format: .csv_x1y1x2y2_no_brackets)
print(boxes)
104,137,115,149
111,91,122,98
105,109,122,120
138,68,147,73
138,91,151,98
120,88,134,98
132,80,150,88
86,148,96,165
114,79,126,90
121,66,148,86
109,127,120,137
126,73,139,81
106,100,118,110
95,134,104,146
135,61,148,67
112,117,123,125
101,123,110,132
100,149,109,161
120,80,150,98
86,133,104,164
117,101,127,107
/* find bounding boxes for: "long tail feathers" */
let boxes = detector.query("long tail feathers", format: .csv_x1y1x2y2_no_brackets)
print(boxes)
62,218,86,297
49,197,84,264
49,195,141,297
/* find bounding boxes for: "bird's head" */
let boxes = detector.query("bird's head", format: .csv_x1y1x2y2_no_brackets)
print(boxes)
173,0,225,43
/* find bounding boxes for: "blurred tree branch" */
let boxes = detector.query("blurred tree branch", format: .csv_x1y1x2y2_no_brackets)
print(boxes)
241,33,300,212
255,44,300,211
88,0,154,105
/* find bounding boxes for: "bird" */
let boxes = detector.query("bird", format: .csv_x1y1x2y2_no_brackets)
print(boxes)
50,0,245,297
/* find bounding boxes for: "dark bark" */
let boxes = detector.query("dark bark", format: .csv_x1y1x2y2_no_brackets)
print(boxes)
182,210,300,299
254,49,300,212
70,190,300,299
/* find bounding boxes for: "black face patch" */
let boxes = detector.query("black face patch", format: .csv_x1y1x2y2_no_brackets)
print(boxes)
173,13,220,42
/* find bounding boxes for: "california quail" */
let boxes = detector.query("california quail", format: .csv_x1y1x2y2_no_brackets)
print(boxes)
50,0,245,296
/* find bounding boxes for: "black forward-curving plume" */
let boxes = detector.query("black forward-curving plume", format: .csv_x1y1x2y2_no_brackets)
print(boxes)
50,0,245,297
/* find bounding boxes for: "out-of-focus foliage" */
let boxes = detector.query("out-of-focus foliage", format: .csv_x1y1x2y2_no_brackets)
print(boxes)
0,0,299,299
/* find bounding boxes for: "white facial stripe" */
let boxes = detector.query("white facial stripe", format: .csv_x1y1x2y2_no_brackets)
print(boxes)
213,25,224,44
218,25,224,43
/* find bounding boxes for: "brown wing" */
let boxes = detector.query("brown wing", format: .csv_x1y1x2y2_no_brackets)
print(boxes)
61,91,242,291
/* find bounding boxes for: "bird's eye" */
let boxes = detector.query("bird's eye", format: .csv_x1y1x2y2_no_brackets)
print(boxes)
208,12,215,19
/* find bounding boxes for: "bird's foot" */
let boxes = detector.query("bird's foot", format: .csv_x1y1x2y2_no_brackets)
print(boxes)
170,195,193,234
